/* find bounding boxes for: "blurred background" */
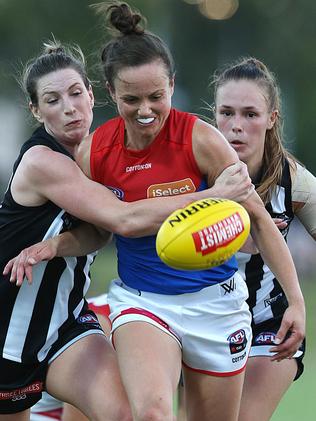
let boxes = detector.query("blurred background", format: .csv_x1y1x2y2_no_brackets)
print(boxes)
0,1,315,419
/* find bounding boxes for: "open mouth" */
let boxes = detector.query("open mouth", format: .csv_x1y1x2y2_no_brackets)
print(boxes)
137,117,155,125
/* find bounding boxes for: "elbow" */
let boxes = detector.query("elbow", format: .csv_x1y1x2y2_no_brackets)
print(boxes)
112,219,140,238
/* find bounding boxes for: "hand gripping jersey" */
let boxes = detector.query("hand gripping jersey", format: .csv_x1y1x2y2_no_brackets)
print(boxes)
0,127,95,364
91,108,237,294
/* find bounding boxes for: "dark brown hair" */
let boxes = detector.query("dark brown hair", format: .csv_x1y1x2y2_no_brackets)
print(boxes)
22,39,89,106
92,2,175,89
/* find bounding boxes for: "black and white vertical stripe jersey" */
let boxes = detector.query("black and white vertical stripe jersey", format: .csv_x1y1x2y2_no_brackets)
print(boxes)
0,126,95,364
236,160,294,325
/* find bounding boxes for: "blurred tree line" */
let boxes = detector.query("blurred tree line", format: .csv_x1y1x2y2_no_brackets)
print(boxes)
1,0,316,175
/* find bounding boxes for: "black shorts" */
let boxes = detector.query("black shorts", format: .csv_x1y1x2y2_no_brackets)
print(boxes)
0,307,104,414
251,316,305,381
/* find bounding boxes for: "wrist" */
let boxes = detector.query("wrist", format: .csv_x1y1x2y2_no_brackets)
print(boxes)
202,185,219,199
53,234,68,257
286,289,305,308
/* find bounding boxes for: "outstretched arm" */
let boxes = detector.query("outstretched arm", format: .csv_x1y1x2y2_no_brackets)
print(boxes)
14,145,253,238
193,118,305,361
4,223,112,286
241,192,305,361
5,159,253,286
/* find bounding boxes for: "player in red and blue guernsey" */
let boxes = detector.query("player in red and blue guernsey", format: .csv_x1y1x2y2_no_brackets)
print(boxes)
74,4,304,421
6,3,305,421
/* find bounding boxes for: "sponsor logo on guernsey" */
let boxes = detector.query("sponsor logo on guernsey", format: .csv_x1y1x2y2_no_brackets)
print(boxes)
147,178,196,198
78,314,99,325
107,186,124,200
192,212,244,256
254,332,276,345
0,381,43,401
126,163,152,172
228,329,247,354
264,292,283,307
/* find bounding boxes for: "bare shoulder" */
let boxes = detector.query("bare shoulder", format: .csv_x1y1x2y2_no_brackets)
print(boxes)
75,132,94,177
291,162,316,211
192,118,228,146
11,145,75,206
291,160,316,234
291,161,316,199
192,118,238,181
21,145,74,183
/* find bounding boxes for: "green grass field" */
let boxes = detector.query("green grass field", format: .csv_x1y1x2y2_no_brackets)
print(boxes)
89,246,315,421
271,278,315,421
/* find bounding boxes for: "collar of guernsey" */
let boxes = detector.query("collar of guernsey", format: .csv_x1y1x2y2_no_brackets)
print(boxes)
90,108,237,294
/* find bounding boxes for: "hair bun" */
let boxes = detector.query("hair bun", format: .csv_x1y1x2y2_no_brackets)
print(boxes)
43,40,65,55
108,2,145,35
245,57,268,73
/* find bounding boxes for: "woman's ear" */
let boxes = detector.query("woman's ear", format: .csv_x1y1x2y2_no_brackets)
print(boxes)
106,81,116,103
169,75,175,96
267,109,278,129
88,85,95,108
29,102,43,123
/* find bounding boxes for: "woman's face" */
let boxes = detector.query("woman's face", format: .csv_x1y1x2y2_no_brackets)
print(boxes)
31,68,94,151
215,79,276,171
109,59,174,148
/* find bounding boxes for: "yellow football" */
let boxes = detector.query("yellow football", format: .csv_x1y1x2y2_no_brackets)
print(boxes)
156,198,250,270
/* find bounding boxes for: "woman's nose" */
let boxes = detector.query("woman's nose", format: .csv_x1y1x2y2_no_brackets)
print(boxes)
137,101,152,116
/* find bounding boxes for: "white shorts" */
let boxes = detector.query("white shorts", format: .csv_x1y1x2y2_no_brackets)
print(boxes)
30,392,63,421
30,409,62,421
31,407,62,420
108,273,252,376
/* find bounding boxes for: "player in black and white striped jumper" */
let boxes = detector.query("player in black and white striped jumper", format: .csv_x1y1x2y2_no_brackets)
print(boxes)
0,40,132,421
0,38,253,421
212,56,315,421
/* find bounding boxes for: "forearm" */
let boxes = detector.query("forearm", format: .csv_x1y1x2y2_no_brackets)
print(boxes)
251,215,304,306
116,188,222,238
39,154,252,238
3,223,112,286
239,234,259,254
55,223,112,257
115,176,249,238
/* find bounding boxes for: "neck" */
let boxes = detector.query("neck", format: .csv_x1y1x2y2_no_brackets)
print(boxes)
246,159,263,184
124,130,155,151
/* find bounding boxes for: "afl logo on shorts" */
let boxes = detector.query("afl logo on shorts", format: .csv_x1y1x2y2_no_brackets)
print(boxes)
107,186,124,200
254,332,276,345
228,329,247,354
78,314,99,325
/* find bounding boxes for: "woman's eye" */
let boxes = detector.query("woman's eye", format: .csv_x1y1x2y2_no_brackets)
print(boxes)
151,95,162,101
124,98,138,104
220,110,232,116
